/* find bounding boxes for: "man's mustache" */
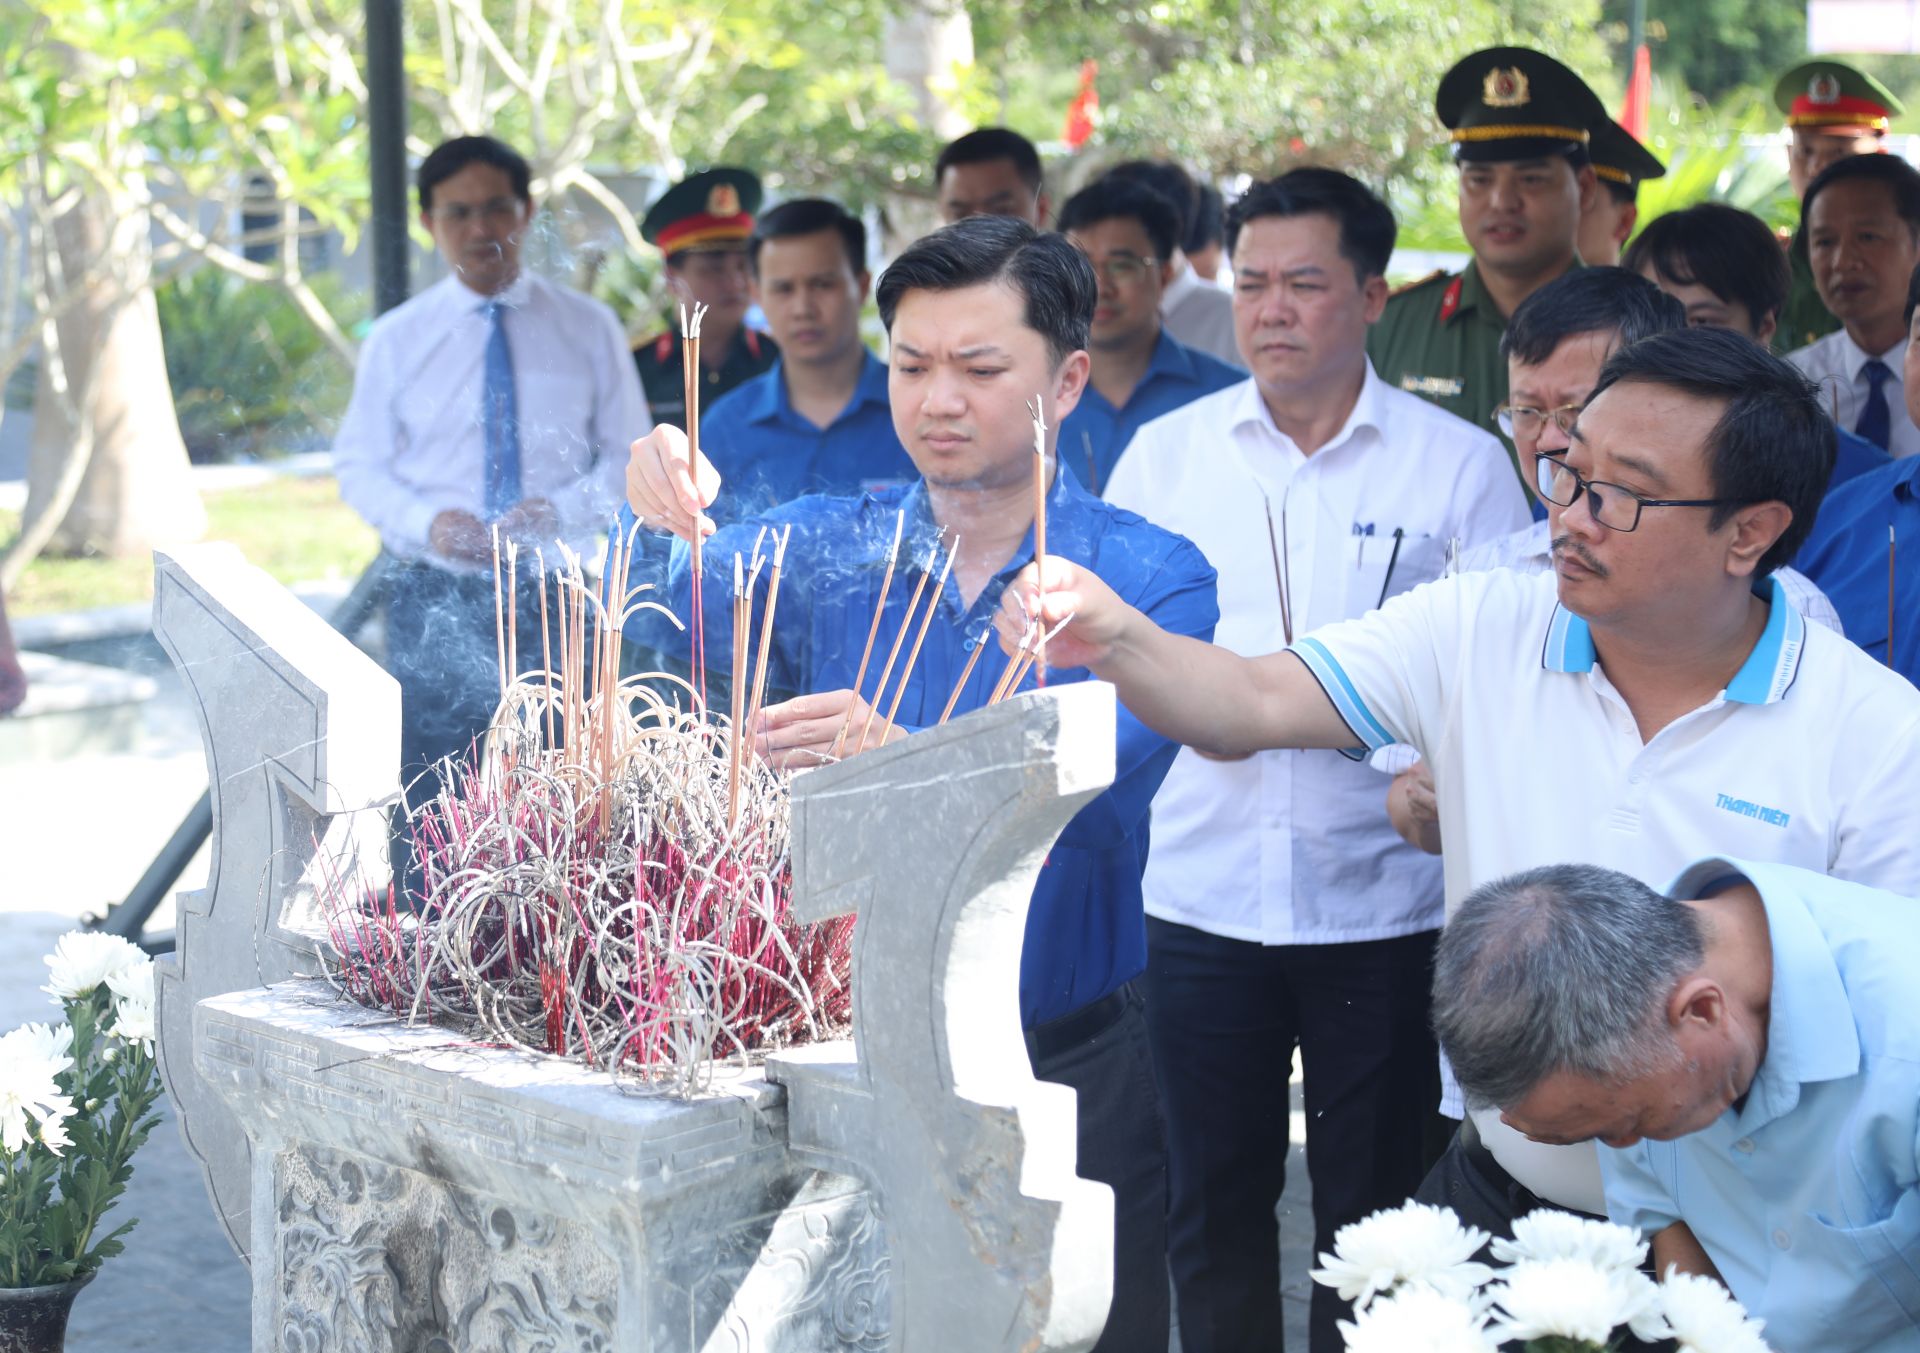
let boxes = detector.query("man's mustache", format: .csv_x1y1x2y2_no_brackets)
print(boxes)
1550,533,1609,577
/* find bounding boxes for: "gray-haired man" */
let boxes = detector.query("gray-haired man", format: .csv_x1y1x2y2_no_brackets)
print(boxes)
1433,858,1920,1352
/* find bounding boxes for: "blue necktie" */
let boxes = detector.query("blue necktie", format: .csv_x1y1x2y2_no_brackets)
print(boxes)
1855,358,1893,452
482,300,522,519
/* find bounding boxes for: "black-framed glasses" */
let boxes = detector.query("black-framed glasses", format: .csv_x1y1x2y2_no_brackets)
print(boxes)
1494,402,1583,440
1532,455,1749,533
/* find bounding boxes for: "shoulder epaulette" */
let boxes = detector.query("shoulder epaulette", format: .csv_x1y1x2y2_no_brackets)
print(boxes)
1388,269,1448,300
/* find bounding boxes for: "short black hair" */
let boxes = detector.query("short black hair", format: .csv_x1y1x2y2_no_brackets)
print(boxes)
1104,160,1200,240
748,198,866,276
935,128,1043,194
1621,203,1790,331
876,215,1092,366
1588,326,1834,574
1186,182,1226,254
418,136,532,213
1802,151,1920,234
1501,266,1685,366
1224,168,1398,281
1057,177,1182,263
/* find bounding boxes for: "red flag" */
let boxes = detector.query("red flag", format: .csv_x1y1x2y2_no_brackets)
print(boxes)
1064,60,1099,150
1619,43,1652,141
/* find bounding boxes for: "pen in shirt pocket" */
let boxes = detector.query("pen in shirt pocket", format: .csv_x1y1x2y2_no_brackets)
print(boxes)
1376,527,1405,608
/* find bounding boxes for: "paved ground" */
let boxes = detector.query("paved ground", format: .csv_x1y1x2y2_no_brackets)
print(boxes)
1,629,1315,1351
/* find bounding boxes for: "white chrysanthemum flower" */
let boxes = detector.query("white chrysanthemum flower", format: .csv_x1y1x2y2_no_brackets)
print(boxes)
105,957,153,1006
111,991,156,1053
1491,1209,1648,1273
1336,1283,1498,1353
1661,1269,1773,1353
1311,1202,1494,1310
43,931,146,1000
6,1021,75,1072
1488,1257,1668,1345
0,1034,79,1156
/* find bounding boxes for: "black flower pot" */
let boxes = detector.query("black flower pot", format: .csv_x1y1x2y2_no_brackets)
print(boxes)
0,1273,94,1353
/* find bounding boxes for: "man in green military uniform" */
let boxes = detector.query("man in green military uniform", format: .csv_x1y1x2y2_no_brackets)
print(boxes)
1774,60,1905,353
632,167,780,429
1368,48,1607,481
1579,117,1665,267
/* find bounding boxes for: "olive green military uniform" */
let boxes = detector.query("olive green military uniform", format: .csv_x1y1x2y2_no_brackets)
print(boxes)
1368,261,1514,447
632,325,779,431
1771,61,1905,353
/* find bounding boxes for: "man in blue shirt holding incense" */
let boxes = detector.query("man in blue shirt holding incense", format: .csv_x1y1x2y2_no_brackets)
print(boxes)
619,214,1219,1353
699,198,914,516
1054,175,1241,493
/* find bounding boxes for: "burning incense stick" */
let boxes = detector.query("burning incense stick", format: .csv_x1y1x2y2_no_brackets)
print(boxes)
938,624,994,725
882,535,959,729
858,539,942,752
831,511,904,758
1000,611,1077,699
536,548,555,748
683,302,711,711
747,525,792,728
729,552,749,830
492,524,509,701
1029,397,1049,683
988,617,1039,705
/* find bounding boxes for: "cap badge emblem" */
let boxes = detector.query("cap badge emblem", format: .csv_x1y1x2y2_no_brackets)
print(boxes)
1809,72,1841,105
1483,67,1531,108
707,183,742,217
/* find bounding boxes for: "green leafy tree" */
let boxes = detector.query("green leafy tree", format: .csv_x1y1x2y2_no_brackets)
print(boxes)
1600,0,1805,104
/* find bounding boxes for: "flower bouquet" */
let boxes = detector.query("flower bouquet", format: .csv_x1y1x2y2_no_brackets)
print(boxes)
0,933,165,1348
1312,1201,1774,1353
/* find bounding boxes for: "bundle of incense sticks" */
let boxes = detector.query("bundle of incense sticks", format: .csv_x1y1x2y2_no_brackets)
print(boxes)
855,534,956,752
682,301,710,709
986,610,1076,706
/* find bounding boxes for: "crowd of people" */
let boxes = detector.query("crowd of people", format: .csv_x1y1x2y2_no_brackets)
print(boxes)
328,42,1919,1353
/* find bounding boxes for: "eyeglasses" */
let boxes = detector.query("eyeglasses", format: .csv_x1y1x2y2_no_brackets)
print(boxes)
1532,454,1750,533
1494,402,1583,440
1084,254,1159,286
429,197,524,227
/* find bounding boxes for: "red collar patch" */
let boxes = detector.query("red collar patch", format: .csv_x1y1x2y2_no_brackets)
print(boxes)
1438,275,1464,324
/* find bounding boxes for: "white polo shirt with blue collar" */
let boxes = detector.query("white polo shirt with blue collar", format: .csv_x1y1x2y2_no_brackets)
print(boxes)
1601,857,1920,1353
1288,566,1920,1209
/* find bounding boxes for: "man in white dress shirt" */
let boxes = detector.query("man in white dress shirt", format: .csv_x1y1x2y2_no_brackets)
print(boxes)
1104,160,1244,370
333,135,648,878
1789,153,1920,459
1104,169,1529,1353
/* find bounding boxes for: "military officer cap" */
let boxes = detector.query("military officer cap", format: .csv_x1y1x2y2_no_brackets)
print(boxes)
1773,60,1904,136
1436,47,1610,164
641,167,762,257
1588,117,1666,194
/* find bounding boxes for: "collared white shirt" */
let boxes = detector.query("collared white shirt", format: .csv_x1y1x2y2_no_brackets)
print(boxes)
1160,265,1244,370
1787,329,1918,460
333,271,649,572
1458,519,1847,636
1107,366,1530,944
1290,567,1920,1210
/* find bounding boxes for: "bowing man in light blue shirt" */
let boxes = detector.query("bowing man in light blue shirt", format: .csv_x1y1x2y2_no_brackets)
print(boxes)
1056,176,1241,494
1432,857,1920,1353
698,198,915,520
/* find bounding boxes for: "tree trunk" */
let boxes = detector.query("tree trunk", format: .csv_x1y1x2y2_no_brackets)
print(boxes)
23,184,204,561
883,0,975,250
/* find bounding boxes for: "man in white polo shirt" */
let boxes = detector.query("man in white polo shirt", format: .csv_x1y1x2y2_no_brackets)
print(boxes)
996,324,1920,1239
1104,168,1528,1353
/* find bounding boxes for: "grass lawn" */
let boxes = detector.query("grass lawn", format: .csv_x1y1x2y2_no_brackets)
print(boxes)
1,474,381,617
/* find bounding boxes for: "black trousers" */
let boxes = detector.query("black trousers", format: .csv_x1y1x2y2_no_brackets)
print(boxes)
1027,984,1170,1353
1144,918,1441,1353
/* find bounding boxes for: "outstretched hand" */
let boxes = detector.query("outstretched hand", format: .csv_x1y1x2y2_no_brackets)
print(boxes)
751,689,903,770
993,555,1132,672
625,423,722,542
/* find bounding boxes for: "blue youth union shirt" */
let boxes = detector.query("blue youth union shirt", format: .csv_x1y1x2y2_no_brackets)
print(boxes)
1796,452,1919,685
1058,328,1241,495
617,466,1220,1028
699,350,915,520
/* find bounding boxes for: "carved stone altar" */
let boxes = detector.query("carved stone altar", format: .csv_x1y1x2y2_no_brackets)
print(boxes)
151,543,1117,1351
